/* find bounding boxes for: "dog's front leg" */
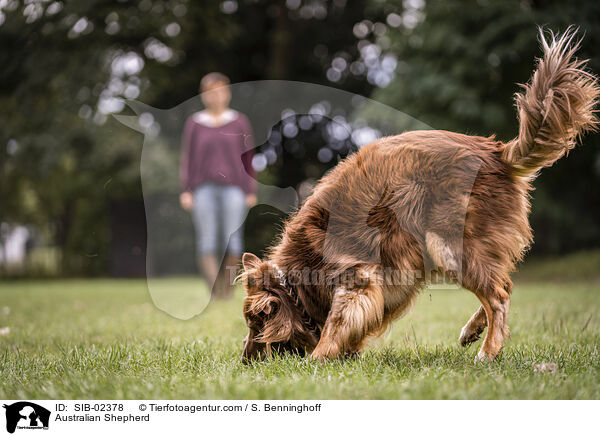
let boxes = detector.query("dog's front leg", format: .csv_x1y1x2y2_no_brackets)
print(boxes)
310,284,384,361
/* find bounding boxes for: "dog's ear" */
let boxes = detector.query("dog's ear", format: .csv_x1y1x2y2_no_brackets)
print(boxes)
258,294,294,343
242,252,261,271
247,291,279,316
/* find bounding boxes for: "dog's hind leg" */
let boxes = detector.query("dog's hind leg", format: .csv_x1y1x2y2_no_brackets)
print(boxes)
459,279,513,347
310,282,384,361
458,305,487,346
473,283,511,362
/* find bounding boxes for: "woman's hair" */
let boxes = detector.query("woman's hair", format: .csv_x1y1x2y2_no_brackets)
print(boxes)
200,72,230,91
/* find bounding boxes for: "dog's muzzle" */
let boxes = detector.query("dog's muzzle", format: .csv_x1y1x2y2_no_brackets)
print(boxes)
241,332,305,364
241,331,266,363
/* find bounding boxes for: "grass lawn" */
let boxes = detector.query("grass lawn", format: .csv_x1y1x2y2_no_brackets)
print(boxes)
0,254,599,399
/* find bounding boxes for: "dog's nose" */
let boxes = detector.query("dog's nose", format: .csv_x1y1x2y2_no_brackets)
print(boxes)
241,339,251,364
241,348,261,365
241,340,267,364
241,338,257,364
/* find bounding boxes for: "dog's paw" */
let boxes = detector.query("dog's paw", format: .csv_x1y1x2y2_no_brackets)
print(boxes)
310,342,341,362
458,325,484,347
474,350,495,364
309,347,330,362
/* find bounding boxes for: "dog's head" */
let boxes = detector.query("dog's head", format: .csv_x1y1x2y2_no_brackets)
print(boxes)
239,252,318,363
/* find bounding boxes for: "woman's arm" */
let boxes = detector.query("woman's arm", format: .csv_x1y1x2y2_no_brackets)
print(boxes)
179,117,195,210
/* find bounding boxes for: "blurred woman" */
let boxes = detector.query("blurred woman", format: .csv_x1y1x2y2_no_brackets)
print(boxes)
179,72,257,298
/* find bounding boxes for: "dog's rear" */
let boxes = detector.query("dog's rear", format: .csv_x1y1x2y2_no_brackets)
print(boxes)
456,28,599,360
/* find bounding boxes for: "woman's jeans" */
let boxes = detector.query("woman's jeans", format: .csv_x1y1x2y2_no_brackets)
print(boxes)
192,183,247,256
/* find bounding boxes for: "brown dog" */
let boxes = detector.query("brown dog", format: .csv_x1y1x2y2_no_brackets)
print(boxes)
240,29,599,363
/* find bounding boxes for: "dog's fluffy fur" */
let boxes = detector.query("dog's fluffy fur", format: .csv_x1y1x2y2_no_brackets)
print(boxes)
241,28,600,362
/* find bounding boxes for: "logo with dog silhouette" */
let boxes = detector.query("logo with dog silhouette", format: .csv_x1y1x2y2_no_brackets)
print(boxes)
3,402,50,433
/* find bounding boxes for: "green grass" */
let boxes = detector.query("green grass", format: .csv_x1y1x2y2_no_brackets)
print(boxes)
0,256,599,399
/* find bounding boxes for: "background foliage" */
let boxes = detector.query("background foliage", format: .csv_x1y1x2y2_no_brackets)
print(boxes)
1,0,599,276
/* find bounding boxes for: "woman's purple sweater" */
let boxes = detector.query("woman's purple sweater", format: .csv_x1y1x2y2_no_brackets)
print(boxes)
179,110,256,195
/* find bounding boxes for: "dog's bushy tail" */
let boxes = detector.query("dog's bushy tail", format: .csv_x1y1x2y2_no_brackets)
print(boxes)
502,27,600,177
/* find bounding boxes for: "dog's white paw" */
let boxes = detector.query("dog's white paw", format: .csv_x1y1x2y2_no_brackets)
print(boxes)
459,324,484,347
474,350,493,364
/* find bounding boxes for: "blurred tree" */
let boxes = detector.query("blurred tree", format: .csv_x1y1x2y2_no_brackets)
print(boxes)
0,0,380,275
1,0,233,275
1,0,599,276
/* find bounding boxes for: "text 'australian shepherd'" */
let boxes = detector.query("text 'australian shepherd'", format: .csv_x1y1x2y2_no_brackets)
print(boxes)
240,28,600,363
